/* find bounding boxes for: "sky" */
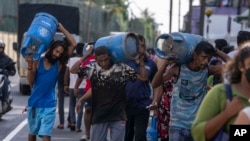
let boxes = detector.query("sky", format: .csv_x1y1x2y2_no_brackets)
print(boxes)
128,0,190,34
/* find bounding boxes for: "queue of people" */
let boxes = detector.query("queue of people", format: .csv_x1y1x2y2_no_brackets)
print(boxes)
8,20,249,141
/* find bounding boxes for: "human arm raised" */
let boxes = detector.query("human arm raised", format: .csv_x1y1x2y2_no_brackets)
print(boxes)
57,23,77,56
215,49,230,62
151,59,176,89
25,56,39,88
135,54,147,81
70,46,93,74
208,49,230,75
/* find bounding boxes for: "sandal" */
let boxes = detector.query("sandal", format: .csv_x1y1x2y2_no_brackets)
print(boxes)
76,129,82,132
70,124,76,131
57,125,64,129
67,122,72,128
80,135,89,141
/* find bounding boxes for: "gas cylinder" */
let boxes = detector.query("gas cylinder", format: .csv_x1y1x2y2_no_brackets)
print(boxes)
94,32,140,63
146,116,158,141
21,12,58,60
154,32,204,64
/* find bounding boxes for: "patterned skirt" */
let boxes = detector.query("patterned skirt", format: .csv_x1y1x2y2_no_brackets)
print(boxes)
157,80,173,139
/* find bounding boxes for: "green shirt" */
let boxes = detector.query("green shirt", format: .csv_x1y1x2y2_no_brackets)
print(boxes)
191,83,250,141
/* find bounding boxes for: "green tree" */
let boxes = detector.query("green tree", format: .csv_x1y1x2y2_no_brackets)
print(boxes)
92,0,129,31
140,8,155,45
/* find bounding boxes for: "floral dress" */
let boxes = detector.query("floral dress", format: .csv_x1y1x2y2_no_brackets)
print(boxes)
157,77,174,139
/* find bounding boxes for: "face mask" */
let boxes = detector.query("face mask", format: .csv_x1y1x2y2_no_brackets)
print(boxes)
245,68,250,83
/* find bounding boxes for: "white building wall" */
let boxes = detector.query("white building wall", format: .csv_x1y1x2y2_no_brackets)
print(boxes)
204,14,250,48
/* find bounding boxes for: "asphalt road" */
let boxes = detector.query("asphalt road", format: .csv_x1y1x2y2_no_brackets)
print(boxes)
0,73,86,141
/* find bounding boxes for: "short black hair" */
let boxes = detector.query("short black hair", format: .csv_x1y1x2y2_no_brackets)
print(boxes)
237,30,250,46
215,39,228,51
194,41,215,55
94,46,109,56
137,34,145,43
76,43,84,55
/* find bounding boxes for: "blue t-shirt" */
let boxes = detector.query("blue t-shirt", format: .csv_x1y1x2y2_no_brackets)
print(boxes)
170,64,208,129
28,57,58,108
125,58,157,108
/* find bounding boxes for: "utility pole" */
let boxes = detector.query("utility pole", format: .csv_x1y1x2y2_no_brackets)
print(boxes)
169,0,173,33
187,0,192,33
205,9,213,39
178,0,181,32
199,0,205,36
248,1,250,27
237,0,242,15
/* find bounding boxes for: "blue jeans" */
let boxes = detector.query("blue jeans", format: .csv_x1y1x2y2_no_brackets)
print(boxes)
57,84,70,125
69,88,84,129
169,126,194,141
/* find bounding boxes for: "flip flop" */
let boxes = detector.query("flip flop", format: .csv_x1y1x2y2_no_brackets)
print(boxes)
57,125,64,129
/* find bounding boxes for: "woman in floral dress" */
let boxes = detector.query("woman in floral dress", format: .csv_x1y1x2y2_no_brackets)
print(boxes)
153,56,175,141
157,78,174,141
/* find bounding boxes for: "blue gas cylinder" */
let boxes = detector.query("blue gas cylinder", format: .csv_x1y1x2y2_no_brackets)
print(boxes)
82,42,95,56
21,12,58,60
94,32,140,63
146,116,158,141
154,32,204,64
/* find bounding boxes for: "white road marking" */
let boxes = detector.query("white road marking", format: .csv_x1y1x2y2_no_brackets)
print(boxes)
10,84,17,87
3,119,27,141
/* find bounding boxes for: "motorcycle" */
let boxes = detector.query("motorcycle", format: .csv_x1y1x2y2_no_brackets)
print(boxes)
0,62,15,118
